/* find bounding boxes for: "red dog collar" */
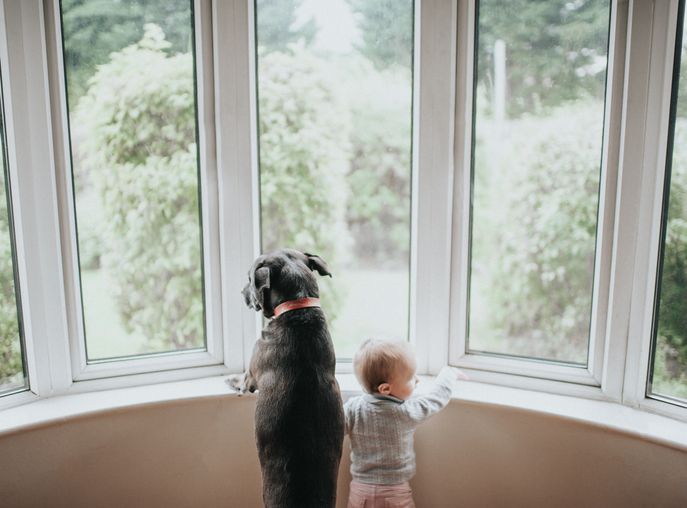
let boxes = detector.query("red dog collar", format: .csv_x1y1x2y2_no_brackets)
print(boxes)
273,297,321,318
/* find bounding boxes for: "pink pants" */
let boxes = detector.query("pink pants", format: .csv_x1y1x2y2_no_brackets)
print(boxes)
347,480,416,508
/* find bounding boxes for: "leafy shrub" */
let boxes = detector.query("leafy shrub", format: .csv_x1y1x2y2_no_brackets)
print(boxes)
655,120,687,390
257,47,351,315
344,60,412,267
73,31,352,348
74,25,204,350
477,103,603,362
0,186,22,384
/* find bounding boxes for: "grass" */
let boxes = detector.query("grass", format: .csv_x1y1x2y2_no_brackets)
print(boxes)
327,268,409,359
81,269,147,360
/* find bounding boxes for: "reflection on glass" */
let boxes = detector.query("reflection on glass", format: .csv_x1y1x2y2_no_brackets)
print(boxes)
255,0,414,357
650,7,687,403
61,0,205,360
468,0,611,364
0,69,26,395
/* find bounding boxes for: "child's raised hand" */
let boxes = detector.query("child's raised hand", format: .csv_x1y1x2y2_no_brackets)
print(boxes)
449,366,470,381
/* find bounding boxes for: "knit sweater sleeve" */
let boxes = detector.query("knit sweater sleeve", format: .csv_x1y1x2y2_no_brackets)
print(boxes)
400,366,456,424
343,397,355,435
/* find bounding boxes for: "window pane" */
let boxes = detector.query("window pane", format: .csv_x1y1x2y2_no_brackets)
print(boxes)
61,0,206,361
650,5,687,404
0,70,27,395
255,0,414,358
468,0,611,364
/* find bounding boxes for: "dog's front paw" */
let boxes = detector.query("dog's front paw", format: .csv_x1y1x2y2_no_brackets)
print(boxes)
226,373,246,395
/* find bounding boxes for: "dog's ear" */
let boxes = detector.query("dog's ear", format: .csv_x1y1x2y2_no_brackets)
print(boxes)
304,253,332,277
254,266,271,308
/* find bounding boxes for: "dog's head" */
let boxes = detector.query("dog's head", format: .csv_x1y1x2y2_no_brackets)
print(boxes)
241,248,332,318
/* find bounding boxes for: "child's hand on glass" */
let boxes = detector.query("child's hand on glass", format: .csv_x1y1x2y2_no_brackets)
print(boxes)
448,366,470,381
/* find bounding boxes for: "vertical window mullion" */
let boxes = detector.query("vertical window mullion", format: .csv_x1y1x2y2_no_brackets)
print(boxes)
413,0,457,375
0,0,72,397
591,0,629,393
212,0,259,373
449,0,477,369
44,0,88,380
619,0,681,410
193,0,224,364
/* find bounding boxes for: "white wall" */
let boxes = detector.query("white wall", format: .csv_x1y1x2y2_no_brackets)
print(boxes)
0,396,685,507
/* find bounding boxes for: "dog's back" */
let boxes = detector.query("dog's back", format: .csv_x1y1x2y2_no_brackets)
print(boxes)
255,308,344,508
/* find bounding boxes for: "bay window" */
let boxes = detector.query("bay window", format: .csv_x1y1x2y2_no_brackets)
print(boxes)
0,0,683,427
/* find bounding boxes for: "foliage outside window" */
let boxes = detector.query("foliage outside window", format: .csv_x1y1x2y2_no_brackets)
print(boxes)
0,70,26,395
468,0,611,364
256,0,414,358
61,0,206,360
650,4,687,403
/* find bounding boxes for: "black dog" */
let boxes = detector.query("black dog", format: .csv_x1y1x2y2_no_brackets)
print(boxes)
237,248,344,508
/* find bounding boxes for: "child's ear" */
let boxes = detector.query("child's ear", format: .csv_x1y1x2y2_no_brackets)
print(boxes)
378,382,391,395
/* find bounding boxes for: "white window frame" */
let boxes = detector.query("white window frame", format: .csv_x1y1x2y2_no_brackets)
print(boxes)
0,3,32,406
443,0,627,399
620,0,687,421
35,0,260,390
0,0,72,410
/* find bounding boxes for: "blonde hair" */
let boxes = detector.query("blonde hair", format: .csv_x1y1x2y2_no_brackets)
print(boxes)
353,338,416,393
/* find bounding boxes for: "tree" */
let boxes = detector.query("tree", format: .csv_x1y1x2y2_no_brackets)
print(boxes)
477,103,602,363
343,59,412,266
255,0,316,53
655,120,687,391
0,122,22,384
61,0,193,104
348,0,413,70
257,48,351,314
477,0,610,117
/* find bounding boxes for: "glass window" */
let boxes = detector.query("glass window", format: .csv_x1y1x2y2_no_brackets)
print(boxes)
649,2,687,405
60,0,206,361
255,0,414,358
0,67,27,396
468,0,611,364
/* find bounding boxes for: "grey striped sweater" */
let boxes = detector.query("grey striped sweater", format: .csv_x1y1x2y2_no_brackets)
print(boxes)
343,366,456,485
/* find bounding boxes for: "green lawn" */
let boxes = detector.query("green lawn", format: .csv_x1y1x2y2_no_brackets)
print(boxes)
81,269,147,360
328,268,409,359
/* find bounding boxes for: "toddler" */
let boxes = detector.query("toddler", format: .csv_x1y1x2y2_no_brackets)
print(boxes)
343,338,466,508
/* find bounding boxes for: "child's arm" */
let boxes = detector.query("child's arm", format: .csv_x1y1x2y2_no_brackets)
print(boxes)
400,366,461,424
343,397,354,435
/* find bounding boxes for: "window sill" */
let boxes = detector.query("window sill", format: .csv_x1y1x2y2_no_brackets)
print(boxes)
1,374,686,452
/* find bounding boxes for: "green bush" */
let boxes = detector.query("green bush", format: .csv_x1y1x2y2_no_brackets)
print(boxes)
74,25,204,350
344,59,412,267
72,31,352,348
477,103,603,362
0,135,22,384
257,47,351,314
0,193,22,385
655,120,687,391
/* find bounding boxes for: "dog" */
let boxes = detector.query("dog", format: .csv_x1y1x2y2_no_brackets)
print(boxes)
234,248,344,508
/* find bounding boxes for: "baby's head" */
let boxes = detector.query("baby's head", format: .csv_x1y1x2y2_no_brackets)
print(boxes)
353,338,418,400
